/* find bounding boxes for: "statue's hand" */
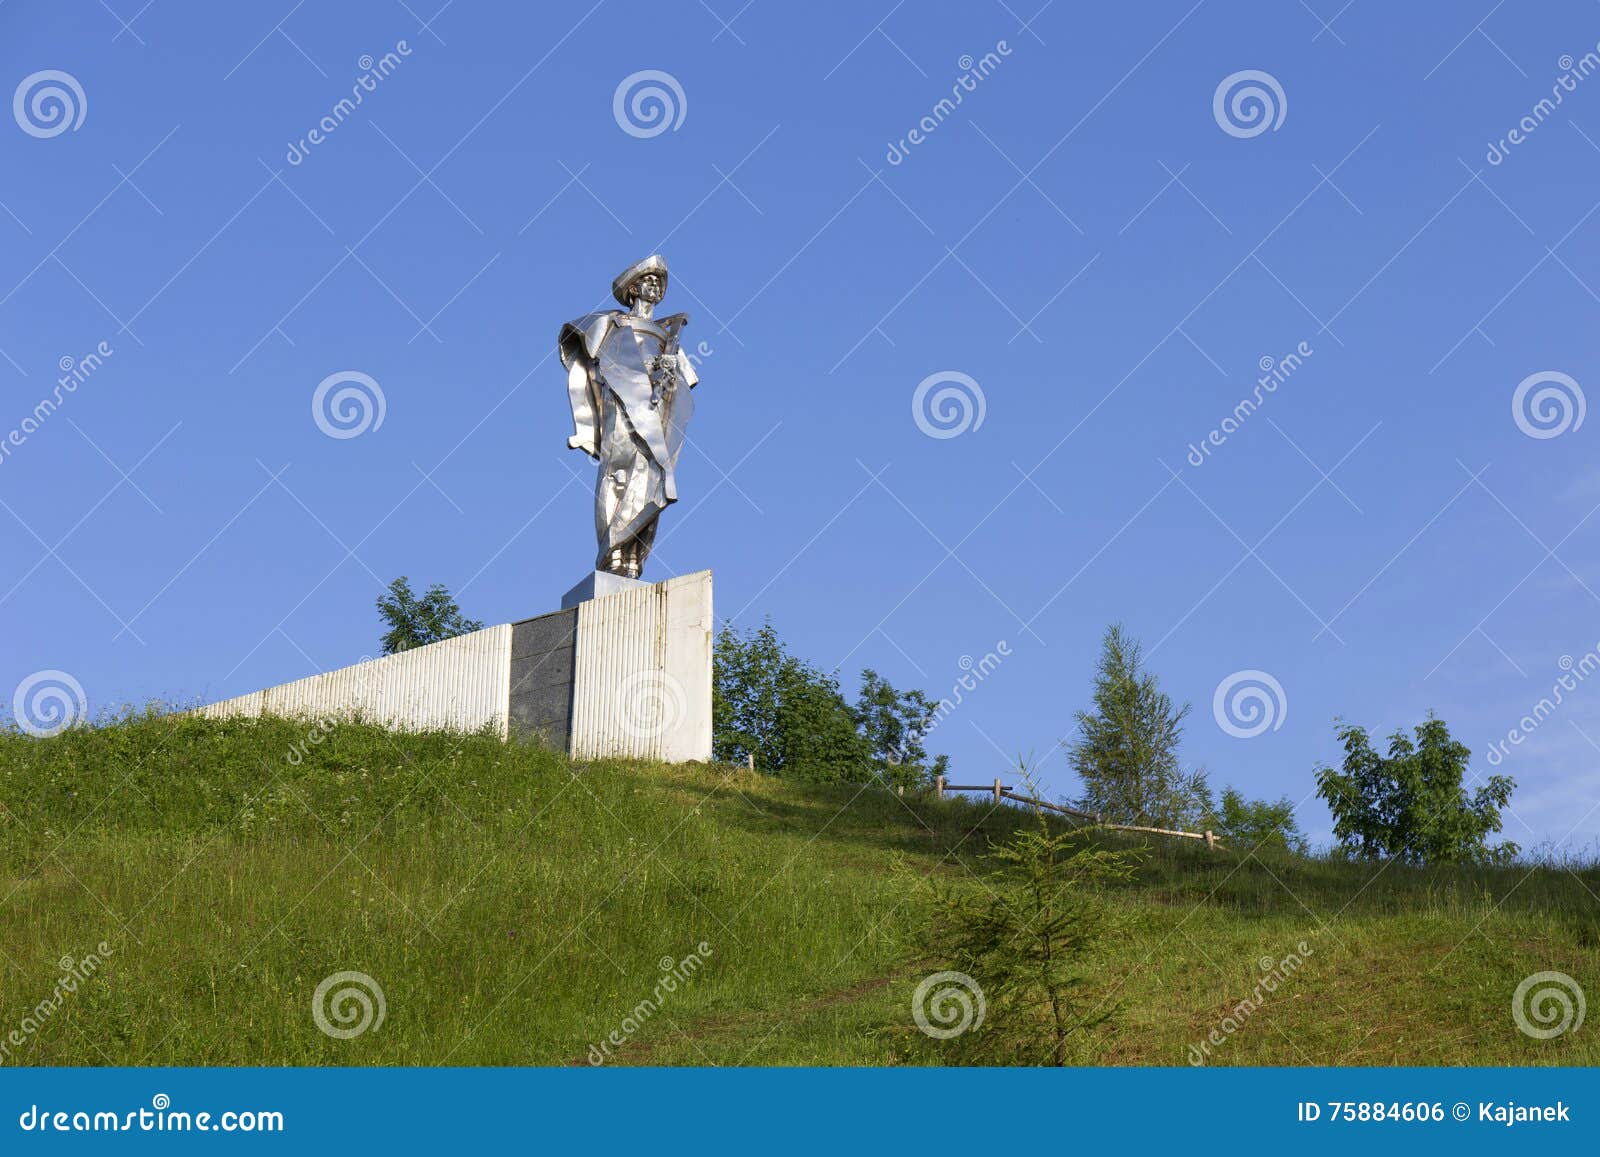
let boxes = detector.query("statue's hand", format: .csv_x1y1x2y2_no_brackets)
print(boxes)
568,434,599,459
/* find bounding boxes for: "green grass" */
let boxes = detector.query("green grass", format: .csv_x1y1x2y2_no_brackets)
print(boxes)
0,712,1595,1066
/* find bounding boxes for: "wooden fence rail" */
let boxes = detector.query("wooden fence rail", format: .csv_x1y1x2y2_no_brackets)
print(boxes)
933,775,1224,851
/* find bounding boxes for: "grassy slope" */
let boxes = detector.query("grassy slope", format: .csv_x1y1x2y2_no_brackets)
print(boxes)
0,714,1595,1066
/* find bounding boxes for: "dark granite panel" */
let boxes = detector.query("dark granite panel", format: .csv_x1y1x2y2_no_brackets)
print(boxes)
508,607,577,752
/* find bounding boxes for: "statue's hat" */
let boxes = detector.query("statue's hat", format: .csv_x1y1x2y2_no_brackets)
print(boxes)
612,254,669,305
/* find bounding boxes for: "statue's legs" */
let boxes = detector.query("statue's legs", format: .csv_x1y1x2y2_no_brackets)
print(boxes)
594,390,669,578
624,518,656,576
601,522,653,578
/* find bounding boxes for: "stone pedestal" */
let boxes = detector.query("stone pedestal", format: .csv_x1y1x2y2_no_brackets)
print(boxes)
199,570,714,763
513,569,712,761
560,570,649,610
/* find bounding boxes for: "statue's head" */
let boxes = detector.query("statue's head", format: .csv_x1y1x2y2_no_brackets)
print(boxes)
611,254,670,306
631,273,665,306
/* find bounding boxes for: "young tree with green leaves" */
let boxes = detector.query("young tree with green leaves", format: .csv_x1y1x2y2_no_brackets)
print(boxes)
853,669,947,788
1211,787,1307,854
712,623,948,785
713,621,870,780
921,773,1138,1065
375,577,485,655
1315,716,1516,865
712,620,785,770
774,660,872,782
1066,624,1206,828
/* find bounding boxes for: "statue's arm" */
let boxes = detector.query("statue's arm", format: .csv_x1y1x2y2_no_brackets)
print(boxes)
559,318,609,459
566,359,599,458
675,348,699,389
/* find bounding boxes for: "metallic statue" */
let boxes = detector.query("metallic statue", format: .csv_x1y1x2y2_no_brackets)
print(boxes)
559,254,698,579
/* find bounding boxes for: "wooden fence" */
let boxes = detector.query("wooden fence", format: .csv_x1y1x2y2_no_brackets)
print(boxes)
933,776,1225,851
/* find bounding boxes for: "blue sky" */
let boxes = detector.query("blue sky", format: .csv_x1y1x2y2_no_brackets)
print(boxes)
4,0,1600,851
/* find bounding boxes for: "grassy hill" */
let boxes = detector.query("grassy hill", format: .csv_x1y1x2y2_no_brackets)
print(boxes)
0,713,1595,1065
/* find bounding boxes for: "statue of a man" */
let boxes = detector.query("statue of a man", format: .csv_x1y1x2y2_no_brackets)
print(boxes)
558,254,698,579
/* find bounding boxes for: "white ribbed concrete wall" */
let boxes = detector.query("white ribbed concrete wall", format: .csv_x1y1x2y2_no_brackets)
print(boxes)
569,570,712,762
196,624,512,736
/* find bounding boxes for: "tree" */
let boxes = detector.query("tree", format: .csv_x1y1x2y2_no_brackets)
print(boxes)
1315,716,1517,865
713,621,870,780
921,772,1138,1065
375,577,484,655
773,658,872,782
853,669,946,788
712,622,946,785
1211,787,1307,854
713,620,784,770
1066,624,1203,828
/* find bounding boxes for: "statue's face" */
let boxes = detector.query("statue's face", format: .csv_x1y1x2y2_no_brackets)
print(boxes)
632,274,665,305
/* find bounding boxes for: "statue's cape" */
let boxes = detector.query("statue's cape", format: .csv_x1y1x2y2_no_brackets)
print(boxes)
559,311,618,365
558,312,614,458
558,312,697,500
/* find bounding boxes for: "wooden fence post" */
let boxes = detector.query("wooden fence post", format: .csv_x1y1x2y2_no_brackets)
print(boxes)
1204,829,1216,851
934,775,945,800
746,752,755,772
993,777,1003,804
